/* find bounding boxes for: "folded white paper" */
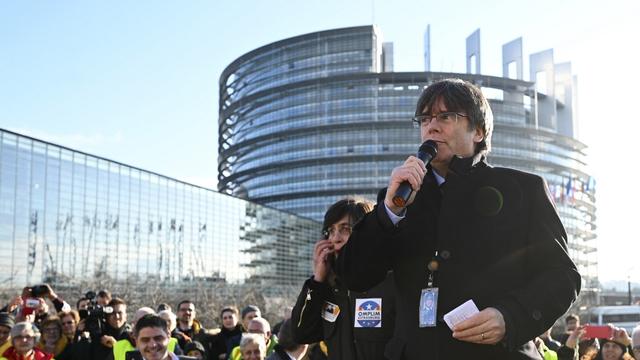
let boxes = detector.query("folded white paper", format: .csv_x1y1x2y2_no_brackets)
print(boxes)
443,299,480,330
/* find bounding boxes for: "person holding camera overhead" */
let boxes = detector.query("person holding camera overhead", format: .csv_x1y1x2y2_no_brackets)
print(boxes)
1,284,71,325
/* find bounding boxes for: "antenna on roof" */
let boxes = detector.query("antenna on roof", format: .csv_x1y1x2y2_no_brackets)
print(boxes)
371,0,375,24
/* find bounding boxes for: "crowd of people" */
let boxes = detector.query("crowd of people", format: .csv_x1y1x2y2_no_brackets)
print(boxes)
0,285,315,360
535,315,640,360
2,200,639,360
2,78,639,360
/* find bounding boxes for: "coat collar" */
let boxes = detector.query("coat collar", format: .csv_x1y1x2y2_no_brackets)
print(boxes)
445,152,488,177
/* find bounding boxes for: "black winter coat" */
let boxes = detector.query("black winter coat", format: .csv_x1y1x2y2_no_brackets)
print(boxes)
208,324,242,360
336,155,581,360
291,271,396,360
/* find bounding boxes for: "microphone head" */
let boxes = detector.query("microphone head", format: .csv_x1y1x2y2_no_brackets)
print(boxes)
419,140,438,157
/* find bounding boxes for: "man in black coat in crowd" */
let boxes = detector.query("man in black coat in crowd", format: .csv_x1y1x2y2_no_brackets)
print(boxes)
336,78,581,360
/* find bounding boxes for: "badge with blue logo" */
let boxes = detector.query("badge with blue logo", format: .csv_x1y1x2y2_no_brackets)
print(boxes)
354,298,382,328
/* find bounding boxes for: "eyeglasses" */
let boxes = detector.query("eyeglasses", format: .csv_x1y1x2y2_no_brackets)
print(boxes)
412,112,468,128
322,224,352,239
14,335,35,341
43,327,60,333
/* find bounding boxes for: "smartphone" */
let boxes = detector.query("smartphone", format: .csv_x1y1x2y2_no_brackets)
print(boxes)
20,298,40,316
584,324,613,339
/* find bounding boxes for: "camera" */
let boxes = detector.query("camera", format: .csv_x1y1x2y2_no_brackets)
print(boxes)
19,284,50,317
78,291,113,340
30,285,50,298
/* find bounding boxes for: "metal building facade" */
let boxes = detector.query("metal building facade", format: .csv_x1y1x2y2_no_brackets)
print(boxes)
0,129,320,288
218,25,597,291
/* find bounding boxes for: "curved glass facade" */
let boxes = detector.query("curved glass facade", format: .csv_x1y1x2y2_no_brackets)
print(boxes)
219,26,598,291
0,129,320,288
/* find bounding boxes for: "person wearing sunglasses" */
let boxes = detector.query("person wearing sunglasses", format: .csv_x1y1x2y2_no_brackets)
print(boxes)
291,197,396,360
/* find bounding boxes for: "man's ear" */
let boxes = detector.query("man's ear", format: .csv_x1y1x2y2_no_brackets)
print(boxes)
473,127,484,143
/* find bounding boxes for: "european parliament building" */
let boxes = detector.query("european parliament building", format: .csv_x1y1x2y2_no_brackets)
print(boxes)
218,26,598,292
0,128,319,288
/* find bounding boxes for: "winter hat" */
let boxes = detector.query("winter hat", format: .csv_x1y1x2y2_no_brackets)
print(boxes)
184,340,206,356
241,305,261,319
0,313,14,329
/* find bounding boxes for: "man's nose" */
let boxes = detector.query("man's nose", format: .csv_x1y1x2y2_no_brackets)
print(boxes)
425,119,441,133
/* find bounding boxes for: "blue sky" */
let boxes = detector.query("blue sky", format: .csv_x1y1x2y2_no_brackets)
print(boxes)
1,0,639,281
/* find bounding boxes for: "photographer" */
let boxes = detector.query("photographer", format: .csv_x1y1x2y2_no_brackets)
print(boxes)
70,297,130,360
1,284,71,324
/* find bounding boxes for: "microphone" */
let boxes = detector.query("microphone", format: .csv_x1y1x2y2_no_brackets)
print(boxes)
392,140,438,208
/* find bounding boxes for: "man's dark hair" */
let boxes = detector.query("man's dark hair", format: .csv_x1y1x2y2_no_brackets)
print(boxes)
156,303,171,312
323,196,374,231
565,314,579,323
108,297,126,308
415,78,493,155
134,314,169,337
97,290,111,299
177,300,194,311
220,306,239,318
276,319,301,352
76,297,88,309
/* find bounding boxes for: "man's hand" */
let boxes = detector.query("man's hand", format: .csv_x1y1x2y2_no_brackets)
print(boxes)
612,326,631,346
35,298,49,315
77,319,86,331
312,239,334,283
565,326,585,349
452,307,506,345
43,284,58,300
101,335,117,348
7,296,23,313
384,156,427,214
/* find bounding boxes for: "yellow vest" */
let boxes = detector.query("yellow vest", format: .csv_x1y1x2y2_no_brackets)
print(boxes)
113,339,135,360
0,339,11,357
230,336,277,360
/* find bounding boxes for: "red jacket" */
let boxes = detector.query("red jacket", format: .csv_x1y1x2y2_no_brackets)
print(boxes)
1,346,54,360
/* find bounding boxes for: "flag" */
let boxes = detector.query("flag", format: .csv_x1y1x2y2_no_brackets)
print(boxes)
565,177,575,204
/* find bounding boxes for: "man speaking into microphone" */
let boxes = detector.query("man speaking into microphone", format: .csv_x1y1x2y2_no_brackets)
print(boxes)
336,78,581,360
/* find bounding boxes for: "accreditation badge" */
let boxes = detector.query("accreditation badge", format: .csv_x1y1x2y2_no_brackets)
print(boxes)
354,298,382,328
321,301,340,323
419,287,438,328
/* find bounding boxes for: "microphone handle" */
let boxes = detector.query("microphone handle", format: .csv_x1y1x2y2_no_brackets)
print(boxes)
392,183,414,208
391,151,433,208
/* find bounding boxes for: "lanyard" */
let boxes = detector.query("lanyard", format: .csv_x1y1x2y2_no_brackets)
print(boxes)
427,250,439,288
